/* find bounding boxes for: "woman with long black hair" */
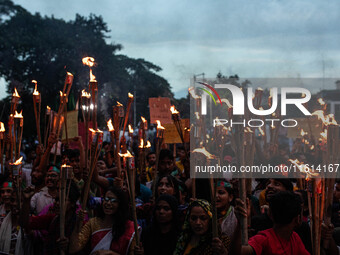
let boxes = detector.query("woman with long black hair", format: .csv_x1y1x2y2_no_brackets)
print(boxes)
141,194,180,255
69,186,138,255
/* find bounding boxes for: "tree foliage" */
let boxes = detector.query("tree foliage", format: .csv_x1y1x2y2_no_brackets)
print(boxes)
0,1,173,138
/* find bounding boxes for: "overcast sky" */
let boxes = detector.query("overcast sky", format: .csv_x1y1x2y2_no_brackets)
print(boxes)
2,0,340,98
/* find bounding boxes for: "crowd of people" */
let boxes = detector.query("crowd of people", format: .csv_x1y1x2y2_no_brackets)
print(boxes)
0,125,340,255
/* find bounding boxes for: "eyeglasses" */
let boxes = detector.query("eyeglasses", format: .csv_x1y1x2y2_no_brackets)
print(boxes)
103,197,118,203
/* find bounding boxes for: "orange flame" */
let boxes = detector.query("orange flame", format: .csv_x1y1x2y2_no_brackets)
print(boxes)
128,125,133,134
317,98,326,106
258,127,265,136
245,127,253,133
107,119,114,132
82,57,95,67
221,98,233,108
170,105,179,114
300,129,308,137
146,141,151,148
139,139,144,148
47,106,51,110
14,110,23,118
326,114,337,125
288,158,318,179
61,164,72,168
128,92,133,98
188,87,200,99
33,82,39,96
156,120,165,130
214,117,224,127
12,88,20,98
312,110,326,123
141,116,146,123
89,128,103,134
81,89,91,98
118,150,133,158
10,156,23,165
117,101,123,107
90,69,96,82
320,129,327,140
0,122,5,132
192,147,215,159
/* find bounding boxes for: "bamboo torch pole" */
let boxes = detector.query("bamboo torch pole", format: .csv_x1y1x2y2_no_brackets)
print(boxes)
120,151,140,246
120,93,134,144
32,80,42,144
81,129,103,210
152,120,165,199
59,164,68,255
0,122,5,173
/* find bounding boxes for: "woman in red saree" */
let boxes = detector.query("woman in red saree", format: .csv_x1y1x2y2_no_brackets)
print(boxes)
69,186,138,255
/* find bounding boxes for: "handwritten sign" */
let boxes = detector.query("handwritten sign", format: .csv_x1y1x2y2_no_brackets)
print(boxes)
149,97,172,124
62,110,78,140
163,119,190,144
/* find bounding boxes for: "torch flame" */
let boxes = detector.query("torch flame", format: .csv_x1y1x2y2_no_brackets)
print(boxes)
118,150,133,158
33,82,39,96
192,147,215,159
90,69,96,82
188,87,201,99
317,98,326,106
141,116,146,123
89,128,103,134
326,114,338,125
89,128,96,133
10,156,23,165
245,127,253,133
82,57,95,67
312,110,327,123
117,101,123,107
221,98,233,108
128,92,133,98
300,129,308,137
214,117,224,127
170,105,179,114
61,164,72,168
146,141,151,148
139,139,144,148
14,110,23,118
107,119,114,132
258,127,265,136
47,106,51,110
81,89,91,98
12,88,20,98
156,120,165,130
128,125,133,134
0,122,5,132
320,129,327,140
289,158,319,179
